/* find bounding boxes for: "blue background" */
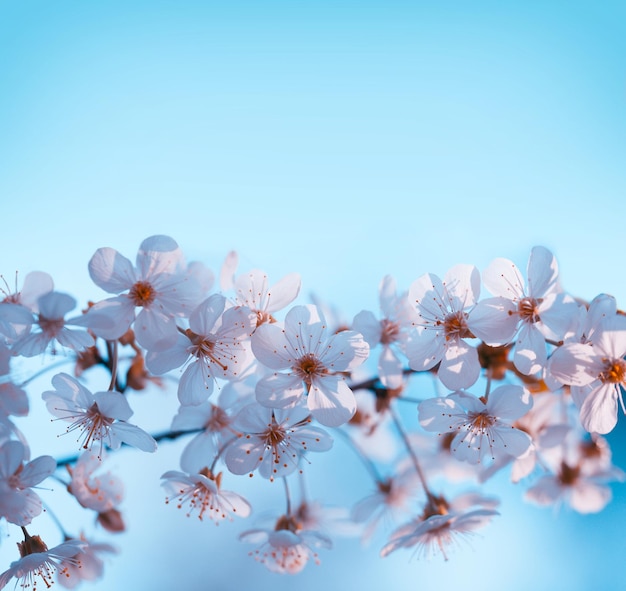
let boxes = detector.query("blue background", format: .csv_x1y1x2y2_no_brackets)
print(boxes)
1,1,625,590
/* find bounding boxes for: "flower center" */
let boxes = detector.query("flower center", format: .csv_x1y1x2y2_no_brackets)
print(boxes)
559,461,580,486
207,405,231,432
599,358,626,384
468,411,496,433
129,281,156,306
294,353,326,384
380,319,400,345
517,297,541,323
264,422,287,447
442,311,474,341
38,314,65,336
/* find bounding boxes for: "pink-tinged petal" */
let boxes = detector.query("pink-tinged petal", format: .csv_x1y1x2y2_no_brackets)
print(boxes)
0,383,28,417
134,308,178,352
19,271,54,310
537,293,579,342
37,291,76,319
450,430,483,464
493,426,533,458
408,273,446,319
570,481,611,513
136,235,184,278
578,383,618,434
438,341,480,390
584,294,617,339
258,451,300,479
548,343,600,386
308,376,356,427
224,438,265,475
94,391,133,421
256,373,305,408
252,323,293,369
526,246,558,298
49,373,95,409
352,310,382,347
379,275,397,319
418,396,465,432
219,250,238,291
178,361,214,406
379,346,404,390
295,425,333,452
55,327,94,352
448,390,486,413
189,294,225,335
11,332,49,357
283,305,327,355
594,315,626,359
468,297,518,345
186,261,214,295
84,297,136,340
482,258,525,300
18,455,56,488
180,433,219,473
511,452,536,483
88,247,136,293
406,328,444,371
264,272,301,313
146,334,191,375
321,330,369,372
219,490,252,517
0,440,25,478
110,421,157,452
487,385,533,421
443,264,480,309
0,488,43,525
171,402,213,431
151,273,204,316
513,323,546,375
0,303,33,340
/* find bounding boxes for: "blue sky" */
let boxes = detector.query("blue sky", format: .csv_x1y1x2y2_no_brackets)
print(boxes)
1,1,626,589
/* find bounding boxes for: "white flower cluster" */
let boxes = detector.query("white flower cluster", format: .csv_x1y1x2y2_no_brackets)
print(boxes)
0,236,623,586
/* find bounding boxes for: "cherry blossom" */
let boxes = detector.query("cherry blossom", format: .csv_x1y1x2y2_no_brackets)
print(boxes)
0,440,56,526
161,468,251,522
406,264,482,390
251,304,369,427
418,385,534,464
42,373,157,457
56,535,117,589
85,235,203,351
224,404,332,480
469,246,578,375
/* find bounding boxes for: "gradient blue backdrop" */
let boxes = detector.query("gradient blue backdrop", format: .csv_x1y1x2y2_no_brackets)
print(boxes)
1,1,625,590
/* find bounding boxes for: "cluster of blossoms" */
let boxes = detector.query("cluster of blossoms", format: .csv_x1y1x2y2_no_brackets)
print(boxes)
0,236,624,587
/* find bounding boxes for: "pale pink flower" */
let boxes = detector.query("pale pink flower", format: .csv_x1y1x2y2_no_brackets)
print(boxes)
220,252,301,326
418,385,534,464
549,314,626,434
380,492,498,561
0,440,56,526
42,373,157,457
251,304,369,427
224,404,332,481
66,451,124,513
85,235,202,351
12,292,94,357
57,535,117,589
240,513,332,574
353,275,416,390
0,533,85,590
406,264,482,390
146,293,255,406
161,468,251,522
469,246,578,376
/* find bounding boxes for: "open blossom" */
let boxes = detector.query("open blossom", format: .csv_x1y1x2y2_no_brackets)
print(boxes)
380,493,499,561
353,275,416,389
161,467,251,523
549,314,626,434
418,385,534,464
469,246,578,376
66,451,124,513
220,252,301,326
56,535,117,589
85,235,203,351
11,291,94,357
240,513,332,574
0,532,85,591
42,373,157,457
406,264,482,390
0,440,56,526
251,304,369,427
224,404,332,480
146,293,255,406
